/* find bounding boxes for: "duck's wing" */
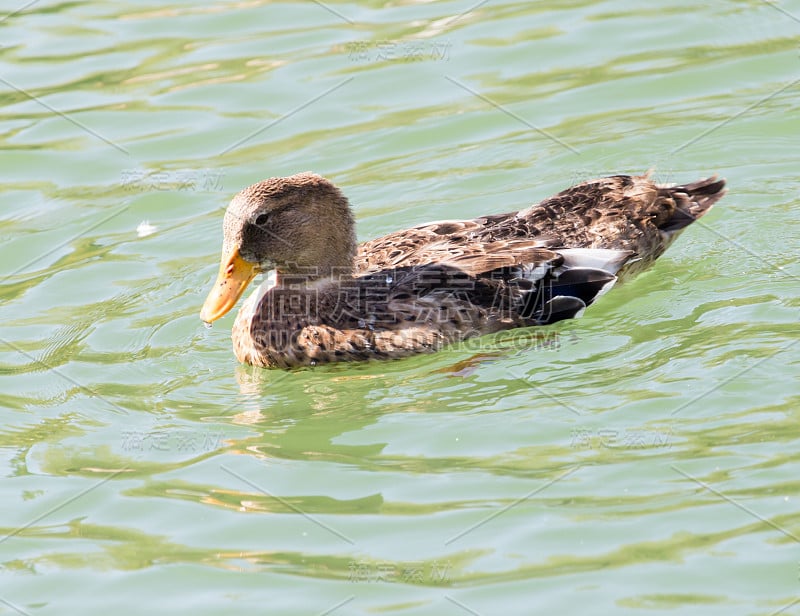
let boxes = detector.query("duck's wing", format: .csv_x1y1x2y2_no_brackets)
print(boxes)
353,205,636,321
354,172,725,297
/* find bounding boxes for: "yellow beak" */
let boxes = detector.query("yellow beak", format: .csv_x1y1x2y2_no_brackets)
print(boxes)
200,247,260,323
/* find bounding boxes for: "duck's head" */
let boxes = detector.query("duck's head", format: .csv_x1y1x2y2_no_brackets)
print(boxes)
199,172,356,323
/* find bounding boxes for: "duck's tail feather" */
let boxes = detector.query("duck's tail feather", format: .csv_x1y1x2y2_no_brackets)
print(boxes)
557,248,634,274
519,248,633,324
658,175,726,234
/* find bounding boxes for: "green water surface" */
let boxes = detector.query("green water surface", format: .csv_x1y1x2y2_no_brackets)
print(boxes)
1,1,799,614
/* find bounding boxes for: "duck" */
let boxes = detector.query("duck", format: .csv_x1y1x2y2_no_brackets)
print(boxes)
200,171,726,368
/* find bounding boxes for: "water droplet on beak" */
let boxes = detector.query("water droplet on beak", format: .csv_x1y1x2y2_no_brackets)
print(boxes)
203,321,213,330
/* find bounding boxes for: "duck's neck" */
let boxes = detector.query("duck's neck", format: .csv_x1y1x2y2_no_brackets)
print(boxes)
272,207,358,283
273,257,356,285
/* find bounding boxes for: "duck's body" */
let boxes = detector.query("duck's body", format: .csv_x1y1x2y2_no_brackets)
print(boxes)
201,172,725,368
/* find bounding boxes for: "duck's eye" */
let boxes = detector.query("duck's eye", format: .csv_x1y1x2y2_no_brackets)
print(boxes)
254,214,269,227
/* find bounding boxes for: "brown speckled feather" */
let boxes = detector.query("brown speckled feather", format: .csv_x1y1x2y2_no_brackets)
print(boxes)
355,174,722,280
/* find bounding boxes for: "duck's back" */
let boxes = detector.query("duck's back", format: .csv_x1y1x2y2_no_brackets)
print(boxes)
355,173,726,279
